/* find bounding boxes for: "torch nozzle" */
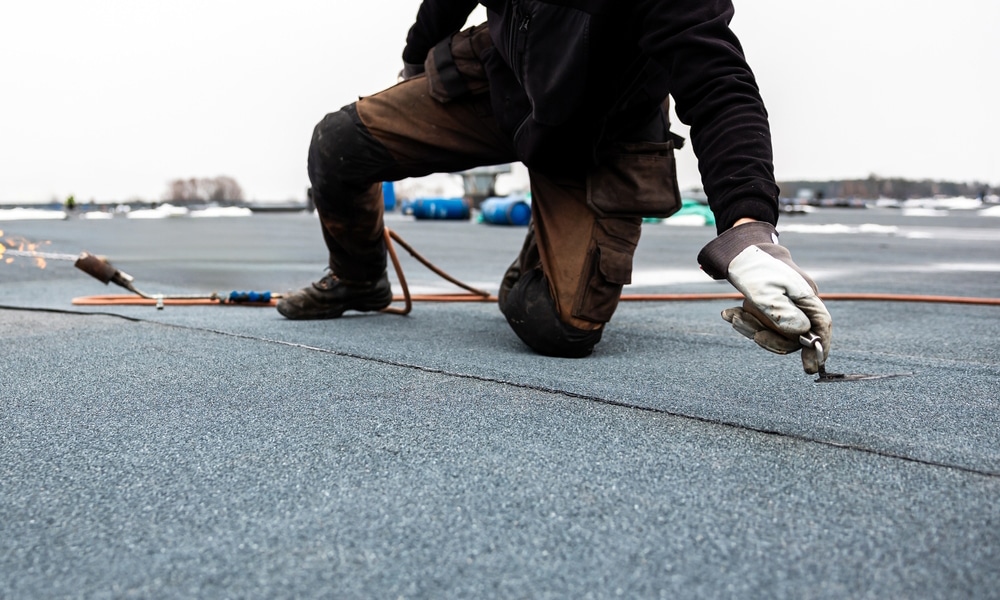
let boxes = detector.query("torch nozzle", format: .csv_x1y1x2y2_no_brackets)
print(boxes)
74,252,135,291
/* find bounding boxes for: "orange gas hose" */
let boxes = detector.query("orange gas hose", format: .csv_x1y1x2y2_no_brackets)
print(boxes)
70,228,1000,308
69,291,1000,307
71,295,275,306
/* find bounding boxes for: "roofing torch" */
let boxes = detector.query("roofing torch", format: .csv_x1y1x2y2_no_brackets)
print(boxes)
73,251,281,308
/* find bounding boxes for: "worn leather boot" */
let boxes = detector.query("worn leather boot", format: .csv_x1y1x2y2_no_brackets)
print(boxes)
277,271,392,320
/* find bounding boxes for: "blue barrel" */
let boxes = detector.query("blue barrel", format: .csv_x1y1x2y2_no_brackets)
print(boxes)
480,195,531,226
410,197,470,220
382,182,397,211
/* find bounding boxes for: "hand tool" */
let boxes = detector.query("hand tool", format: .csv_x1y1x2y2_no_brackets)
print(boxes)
799,332,912,383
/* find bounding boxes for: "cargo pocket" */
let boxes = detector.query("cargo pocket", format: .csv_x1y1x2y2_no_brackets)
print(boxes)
586,140,682,219
426,24,493,103
573,235,636,324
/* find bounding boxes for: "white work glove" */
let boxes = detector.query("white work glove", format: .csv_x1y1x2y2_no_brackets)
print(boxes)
698,221,832,374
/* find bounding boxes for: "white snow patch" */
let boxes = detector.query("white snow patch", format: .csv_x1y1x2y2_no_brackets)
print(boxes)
901,208,948,217
902,197,983,211
126,203,189,219
0,208,68,221
926,262,1000,272
902,231,935,239
80,211,114,220
777,223,899,235
190,206,253,218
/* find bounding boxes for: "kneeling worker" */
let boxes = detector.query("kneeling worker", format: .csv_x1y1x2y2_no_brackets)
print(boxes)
278,0,833,374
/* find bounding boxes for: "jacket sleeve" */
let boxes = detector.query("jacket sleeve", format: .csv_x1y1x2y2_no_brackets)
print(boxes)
633,0,779,232
402,0,482,65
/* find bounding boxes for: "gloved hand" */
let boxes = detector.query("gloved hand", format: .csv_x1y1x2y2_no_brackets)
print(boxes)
697,221,832,374
398,61,425,82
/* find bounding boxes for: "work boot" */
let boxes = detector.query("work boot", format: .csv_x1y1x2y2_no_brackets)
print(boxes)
277,271,392,320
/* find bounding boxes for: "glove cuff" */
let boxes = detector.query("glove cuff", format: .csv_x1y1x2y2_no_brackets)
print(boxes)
400,61,425,80
698,221,780,280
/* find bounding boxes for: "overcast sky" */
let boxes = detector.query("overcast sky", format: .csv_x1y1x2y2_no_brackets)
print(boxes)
1,0,998,204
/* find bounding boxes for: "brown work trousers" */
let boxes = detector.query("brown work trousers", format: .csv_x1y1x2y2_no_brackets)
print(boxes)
307,25,681,357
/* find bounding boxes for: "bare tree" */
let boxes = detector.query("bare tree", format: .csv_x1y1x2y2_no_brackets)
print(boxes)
210,176,243,202
163,176,245,205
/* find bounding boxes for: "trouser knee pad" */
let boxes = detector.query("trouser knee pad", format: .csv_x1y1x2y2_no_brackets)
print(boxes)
308,106,396,205
307,105,398,282
498,268,603,358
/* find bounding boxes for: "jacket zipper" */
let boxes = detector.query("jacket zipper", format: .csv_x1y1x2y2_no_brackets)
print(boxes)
507,1,530,84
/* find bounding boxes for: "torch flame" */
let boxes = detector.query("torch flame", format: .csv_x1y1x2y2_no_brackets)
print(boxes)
0,233,52,269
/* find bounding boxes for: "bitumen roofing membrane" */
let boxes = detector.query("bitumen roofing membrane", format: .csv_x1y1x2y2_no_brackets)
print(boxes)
2,207,998,598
